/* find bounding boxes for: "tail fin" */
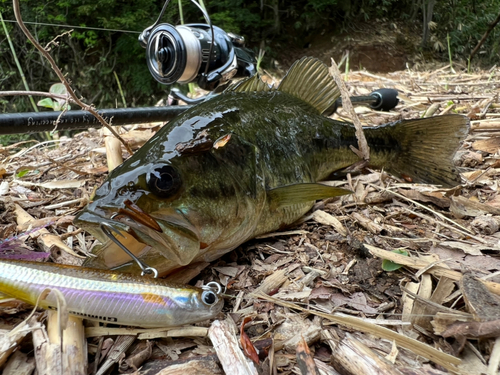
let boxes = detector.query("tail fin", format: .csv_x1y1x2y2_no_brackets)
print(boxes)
366,114,470,187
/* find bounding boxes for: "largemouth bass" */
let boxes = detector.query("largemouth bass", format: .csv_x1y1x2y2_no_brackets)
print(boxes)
0,259,223,327
75,57,469,276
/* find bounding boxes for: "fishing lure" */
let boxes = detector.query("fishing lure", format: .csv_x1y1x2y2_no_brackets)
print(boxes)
0,259,223,328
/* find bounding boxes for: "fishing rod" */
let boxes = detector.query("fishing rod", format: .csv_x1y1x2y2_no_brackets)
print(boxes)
0,0,399,135
0,88,398,135
0,106,190,135
0,89,398,135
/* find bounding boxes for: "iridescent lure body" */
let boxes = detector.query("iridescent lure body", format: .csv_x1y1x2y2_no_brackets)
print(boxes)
0,259,223,327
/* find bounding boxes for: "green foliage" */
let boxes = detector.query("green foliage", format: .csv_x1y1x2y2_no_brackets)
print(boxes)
37,83,71,111
381,249,409,272
0,133,32,147
433,1,500,61
15,169,31,178
0,0,499,118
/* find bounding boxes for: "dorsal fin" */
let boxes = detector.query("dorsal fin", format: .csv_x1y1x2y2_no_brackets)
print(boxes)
224,75,272,93
277,57,340,114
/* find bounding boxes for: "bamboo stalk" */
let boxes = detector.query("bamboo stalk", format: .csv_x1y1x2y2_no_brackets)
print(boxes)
113,71,127,108
104,136,124,172
47,312,87,375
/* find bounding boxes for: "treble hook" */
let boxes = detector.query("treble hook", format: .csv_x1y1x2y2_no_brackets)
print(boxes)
100,222,158,278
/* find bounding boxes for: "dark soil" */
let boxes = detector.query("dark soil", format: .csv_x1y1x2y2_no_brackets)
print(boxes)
273,21,421,73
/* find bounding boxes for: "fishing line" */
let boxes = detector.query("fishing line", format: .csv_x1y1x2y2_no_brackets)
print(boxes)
1,19,141,34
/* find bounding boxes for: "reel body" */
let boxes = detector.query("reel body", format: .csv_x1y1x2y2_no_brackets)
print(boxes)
140,19,255,91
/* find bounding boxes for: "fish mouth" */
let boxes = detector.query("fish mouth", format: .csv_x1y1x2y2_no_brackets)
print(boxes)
117,199,162,232
75,205,203,274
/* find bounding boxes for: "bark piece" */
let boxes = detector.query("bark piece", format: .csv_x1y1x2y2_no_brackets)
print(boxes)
119,340,153,373
32,321,63,375
442,319,500,339
96,335,136,375
472,136,500,154
156,359,223,375
296,337,320,375
104,136,123,172
283,324,322,352
351,212,384,234
471,215,500,235
312,210,347,236
450,195,500,219
2,348,35,375
460,273,500,322
274,316,322,351
331,333,402,375
398,188,450,208
14,203,84,259
252,268,288,296
411,274,433,331
314,359,341,375
208,319,258,375
431,312,472,336
487,336,500,375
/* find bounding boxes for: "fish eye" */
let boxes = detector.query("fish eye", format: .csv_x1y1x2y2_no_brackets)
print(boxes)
202,290,218,305
146,165,182,198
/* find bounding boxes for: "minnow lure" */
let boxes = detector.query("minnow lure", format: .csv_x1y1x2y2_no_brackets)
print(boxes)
0,259,223,327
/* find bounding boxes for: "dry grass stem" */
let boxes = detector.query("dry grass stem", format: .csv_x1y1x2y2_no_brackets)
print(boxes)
329,58,370,160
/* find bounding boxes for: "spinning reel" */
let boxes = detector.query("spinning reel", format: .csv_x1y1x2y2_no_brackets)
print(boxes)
138,0,256,91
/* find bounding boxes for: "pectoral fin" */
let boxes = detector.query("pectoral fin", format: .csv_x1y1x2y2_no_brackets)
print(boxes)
268,183,352,208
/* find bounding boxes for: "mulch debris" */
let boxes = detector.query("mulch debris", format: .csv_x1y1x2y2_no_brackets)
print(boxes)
1,61,500,374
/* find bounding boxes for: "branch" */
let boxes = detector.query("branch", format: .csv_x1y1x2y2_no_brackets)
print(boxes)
12,0,133,155
469,12,500,61
329,58,370,161
0,90,74,102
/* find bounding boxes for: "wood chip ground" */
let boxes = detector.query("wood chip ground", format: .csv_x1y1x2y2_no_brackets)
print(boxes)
1,62,500,374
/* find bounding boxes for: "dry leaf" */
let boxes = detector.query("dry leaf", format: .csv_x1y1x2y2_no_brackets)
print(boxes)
472,137,500,154
240,317,259,365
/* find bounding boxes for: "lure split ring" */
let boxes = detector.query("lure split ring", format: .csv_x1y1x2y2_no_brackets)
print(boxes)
203,281,222,295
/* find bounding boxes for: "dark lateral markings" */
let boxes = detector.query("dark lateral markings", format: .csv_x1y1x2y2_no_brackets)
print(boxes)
47,305,118,322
